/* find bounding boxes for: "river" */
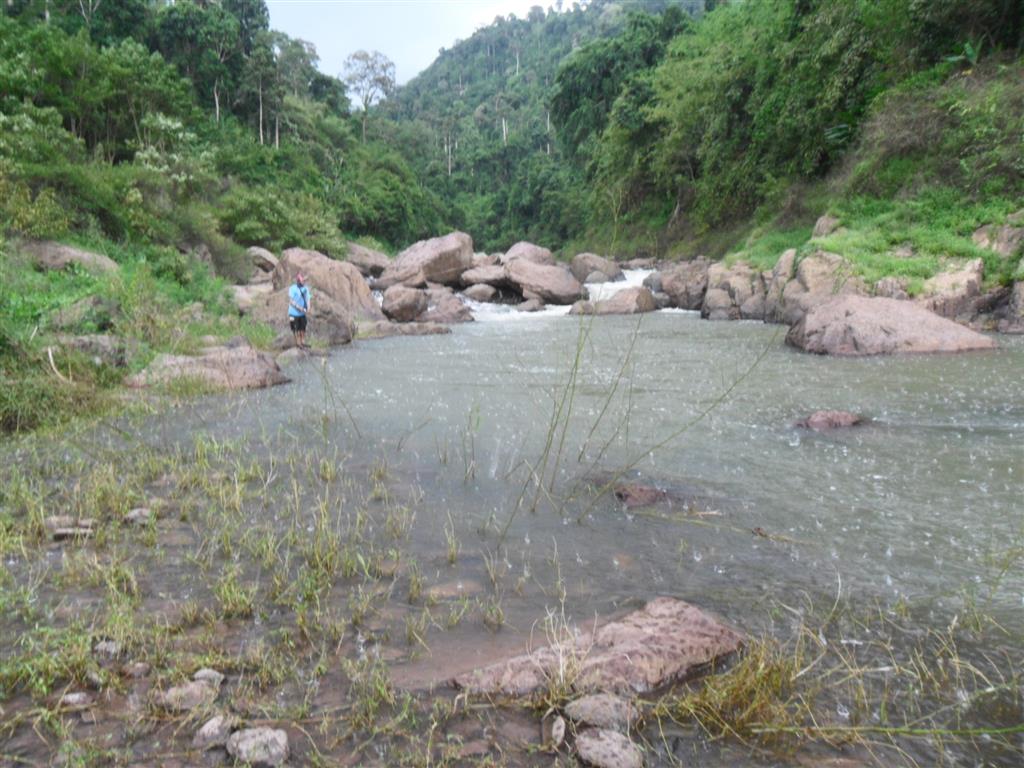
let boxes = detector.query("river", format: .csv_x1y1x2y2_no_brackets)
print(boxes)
2,274,1022,765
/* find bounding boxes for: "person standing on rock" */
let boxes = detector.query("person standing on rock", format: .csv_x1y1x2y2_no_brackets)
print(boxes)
288,272,311,349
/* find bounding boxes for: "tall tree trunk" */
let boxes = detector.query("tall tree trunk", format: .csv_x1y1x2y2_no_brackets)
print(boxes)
213,81,220,124
361,111,367,142
258,76,264,145
274,113,279,149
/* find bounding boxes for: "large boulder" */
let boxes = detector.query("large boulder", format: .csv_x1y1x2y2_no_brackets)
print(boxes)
375,231,473,289
460,264,510,288
700,262,765,321
571,253,624,283
787,296,998,356
500,241,555,266
272,248,383,321
812,214,841,238
569,287,657,316
506,259,583,305
21,240,119,275
768,250,866,325
996,282,1024,333
454,597,742,697
251,289,355,346
51,295,119,331
463,284,498,303
660,258,710,310
58,334,135,367
248,246,278,273
345,242,391,278
917,259,984,321
230,283,274,314
420,286,473,324
382,285,428,323
973,223,1024,258
125,341,289,390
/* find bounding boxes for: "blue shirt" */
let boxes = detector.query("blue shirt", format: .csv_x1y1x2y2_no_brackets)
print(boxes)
288,284,309,317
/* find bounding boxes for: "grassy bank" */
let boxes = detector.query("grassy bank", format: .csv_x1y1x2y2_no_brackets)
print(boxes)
0,237,273,435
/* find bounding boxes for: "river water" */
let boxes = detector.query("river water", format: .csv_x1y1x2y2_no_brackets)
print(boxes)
4,274,1022,765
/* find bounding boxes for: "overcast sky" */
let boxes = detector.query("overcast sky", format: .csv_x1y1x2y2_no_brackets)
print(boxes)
267,0,547,85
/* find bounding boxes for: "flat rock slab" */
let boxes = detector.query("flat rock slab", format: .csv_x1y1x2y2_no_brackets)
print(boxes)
125,343,289,390
575,728,643,768
454,597,742,697
787,296,998,356
226,727,289,767
357,320,451,339
565,693,638,732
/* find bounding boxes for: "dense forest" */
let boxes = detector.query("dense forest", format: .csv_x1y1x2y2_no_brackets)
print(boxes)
1,0,1023,430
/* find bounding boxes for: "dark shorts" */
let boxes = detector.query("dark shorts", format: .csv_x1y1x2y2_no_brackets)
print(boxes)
289,315,307,332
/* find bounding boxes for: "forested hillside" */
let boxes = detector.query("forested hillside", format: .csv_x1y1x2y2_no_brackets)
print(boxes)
385,0,700,250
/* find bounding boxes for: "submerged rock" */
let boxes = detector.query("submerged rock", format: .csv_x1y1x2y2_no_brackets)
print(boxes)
226,727,289,767
574,728,643,768
613,484,667,508
454,597,743,697
565,693,638,732
787,296,998,356
796,411,863,430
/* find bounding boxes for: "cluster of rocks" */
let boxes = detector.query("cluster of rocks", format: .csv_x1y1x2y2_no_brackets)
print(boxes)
636,212,1024,355
454,597,743,768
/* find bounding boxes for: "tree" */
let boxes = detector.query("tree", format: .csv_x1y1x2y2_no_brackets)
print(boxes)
343,50,395,142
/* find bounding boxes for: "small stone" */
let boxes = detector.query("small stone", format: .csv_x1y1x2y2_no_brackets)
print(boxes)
60,691,93,710
226,727,289,767
155,679,218,713
45,516,94,541
125,508,153,526
193,714,238,750
85,670,105,690
457,739,491,758
94,640,121,660
565,693,638,733
575,728,643,768
123,662,151,678
541,713,566,749
193,668,225,687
